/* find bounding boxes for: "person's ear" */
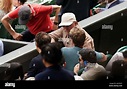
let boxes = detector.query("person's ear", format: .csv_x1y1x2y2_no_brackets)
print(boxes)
74,21,78,25
42,58,45,64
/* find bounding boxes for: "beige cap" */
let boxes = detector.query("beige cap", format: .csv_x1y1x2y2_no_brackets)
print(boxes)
59,13,76,26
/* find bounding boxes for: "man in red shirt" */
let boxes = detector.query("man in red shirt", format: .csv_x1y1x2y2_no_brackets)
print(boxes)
1,4,60,41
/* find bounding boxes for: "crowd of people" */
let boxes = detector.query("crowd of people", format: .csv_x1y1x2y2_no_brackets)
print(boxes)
0,0,127,80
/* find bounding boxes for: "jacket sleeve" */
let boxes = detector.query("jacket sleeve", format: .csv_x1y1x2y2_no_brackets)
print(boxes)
49,27,63,41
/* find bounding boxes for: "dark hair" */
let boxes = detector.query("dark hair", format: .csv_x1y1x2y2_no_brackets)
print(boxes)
122,50,127,58
79,48,97,63
18,0,27,4
35,31,51,49
109,60,125,79
41,42,63,65
3,62,24,80
54,41,65,49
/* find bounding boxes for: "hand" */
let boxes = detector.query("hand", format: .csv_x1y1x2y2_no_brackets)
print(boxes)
12,32,23,41
94,8,105,13
74,63,80,75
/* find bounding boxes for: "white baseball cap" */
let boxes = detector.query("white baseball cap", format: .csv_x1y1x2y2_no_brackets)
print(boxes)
59,13,77,26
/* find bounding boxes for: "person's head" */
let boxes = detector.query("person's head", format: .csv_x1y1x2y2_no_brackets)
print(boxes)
3,62,24,80
18,5,32,25
41,42,63,67
35,31,51,50
122,50,127,62
59,13,78,32
110,60,125,79
12,0,27,7
0,0,13,13
69,26,86,48
78,48,97,65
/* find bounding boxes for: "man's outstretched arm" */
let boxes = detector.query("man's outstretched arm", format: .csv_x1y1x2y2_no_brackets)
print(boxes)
1,14,23,40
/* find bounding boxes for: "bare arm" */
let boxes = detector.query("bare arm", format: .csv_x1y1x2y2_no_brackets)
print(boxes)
51,5,61,24
1,14,22,40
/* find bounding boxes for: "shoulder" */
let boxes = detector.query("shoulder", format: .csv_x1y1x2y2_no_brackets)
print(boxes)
35,72,44,79
50,27,63,33
30,54,42,64
61,47,74,52
113,52,123,58
61,47,69,50
62,68,74,74
35,69,49,80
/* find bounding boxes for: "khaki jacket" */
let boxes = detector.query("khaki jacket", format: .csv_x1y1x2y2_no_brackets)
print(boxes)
49,25,95,50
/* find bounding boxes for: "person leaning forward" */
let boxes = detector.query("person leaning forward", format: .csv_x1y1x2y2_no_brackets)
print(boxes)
1,3,61,42
49,12,95,50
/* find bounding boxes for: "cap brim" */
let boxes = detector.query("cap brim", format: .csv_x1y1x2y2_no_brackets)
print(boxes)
59,21,73,27
18,18,29,25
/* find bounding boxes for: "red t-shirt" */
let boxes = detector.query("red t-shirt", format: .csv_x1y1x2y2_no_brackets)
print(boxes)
8,4,53,35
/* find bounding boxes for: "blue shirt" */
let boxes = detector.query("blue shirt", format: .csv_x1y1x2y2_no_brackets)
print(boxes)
95,51,103,61
27,54,46,78
35,65,75,80
61,47,82,71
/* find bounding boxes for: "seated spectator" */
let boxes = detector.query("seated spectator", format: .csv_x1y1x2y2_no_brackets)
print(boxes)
3,62,24,80
107,60,127,79
74,48,107,80
49,12,95,50
35,42,75,80
106,50,127,71
91,0,107,15
62,26,107,71
25,31,51,79
61,26,86,71
93,0,122,14
0,40,4,56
